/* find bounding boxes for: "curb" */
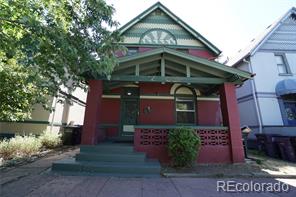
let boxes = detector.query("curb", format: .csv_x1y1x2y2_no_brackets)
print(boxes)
162,173,296,179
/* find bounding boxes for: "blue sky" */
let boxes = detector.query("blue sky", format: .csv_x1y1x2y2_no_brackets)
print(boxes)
106,0,296,58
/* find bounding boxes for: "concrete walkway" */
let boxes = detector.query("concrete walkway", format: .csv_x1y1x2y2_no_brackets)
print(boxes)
1,175,296,197
1,148,296,197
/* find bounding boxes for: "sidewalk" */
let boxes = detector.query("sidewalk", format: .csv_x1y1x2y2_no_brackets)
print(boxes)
1,147,296,197
0,147,79,186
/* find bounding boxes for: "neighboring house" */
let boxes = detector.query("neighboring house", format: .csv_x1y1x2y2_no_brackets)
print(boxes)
228,7,296,141
0,88,87,135
52,1,252,172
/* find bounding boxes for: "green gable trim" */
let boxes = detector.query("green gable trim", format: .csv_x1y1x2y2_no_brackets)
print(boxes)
117,47,252,80
121,43,207,50
143,17,176,24
142,12,176,24
110,75,227,84
119,2,221,55
124,29,195,40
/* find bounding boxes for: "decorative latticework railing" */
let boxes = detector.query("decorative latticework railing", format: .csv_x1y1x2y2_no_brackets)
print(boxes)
135,126,229,147
138,128,169,146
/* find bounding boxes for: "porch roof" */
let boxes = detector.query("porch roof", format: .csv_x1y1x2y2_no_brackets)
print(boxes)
101,47,253,94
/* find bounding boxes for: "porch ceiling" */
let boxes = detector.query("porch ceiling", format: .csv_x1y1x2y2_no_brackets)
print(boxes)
103,47,253,93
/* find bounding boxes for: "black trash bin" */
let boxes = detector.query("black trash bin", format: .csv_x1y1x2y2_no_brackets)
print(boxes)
290,137,296,153
72,126,82,145
255,134,280,158
274,136,296,162
62,125,82,145
241,126,251,158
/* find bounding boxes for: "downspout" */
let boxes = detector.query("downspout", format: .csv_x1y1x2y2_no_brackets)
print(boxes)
243,58,263,134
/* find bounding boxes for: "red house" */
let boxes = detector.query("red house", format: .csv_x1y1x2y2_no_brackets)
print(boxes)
53,2,253,175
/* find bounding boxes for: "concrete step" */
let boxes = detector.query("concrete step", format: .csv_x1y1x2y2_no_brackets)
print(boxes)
80,144,134,154
52,159,161,175
75,152,146,163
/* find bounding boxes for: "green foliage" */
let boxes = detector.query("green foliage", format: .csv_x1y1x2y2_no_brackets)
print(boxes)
39,130,62,149
0,139,17,160
0,0,122,121
168,128,201,167
0,54,48,121
13,135,42,157
0,135,42,160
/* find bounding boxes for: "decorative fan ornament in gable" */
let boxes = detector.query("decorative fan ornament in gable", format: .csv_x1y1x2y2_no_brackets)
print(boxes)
140,29,177,45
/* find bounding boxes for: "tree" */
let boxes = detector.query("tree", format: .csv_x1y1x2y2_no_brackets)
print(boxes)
0,0,122,121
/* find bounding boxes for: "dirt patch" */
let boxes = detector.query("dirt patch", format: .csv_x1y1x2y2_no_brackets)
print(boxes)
162,152,296,178
0,146,78,171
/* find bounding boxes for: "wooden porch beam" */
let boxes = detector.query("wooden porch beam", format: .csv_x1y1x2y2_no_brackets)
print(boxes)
166,60,215,77
117,55,161,71
109,75,227,84
140,64,160,73
165,64,186,75
165,69,184,77
186,65,191,85
135,64,139,83
165,55,227,78
161,56,165,84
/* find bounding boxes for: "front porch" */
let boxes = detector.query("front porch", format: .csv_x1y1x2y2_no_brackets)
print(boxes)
80,47,253,164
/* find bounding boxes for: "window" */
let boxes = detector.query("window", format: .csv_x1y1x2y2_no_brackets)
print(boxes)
126,48,138,56
275,54,289,74
176,97,195,124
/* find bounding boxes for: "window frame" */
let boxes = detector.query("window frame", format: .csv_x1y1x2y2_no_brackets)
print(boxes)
125,47,138,56
274,53,292,76
174,86,197,125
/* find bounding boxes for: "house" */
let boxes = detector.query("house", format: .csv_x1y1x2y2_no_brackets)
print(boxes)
228,7,296,143
0,88,87,136
52,2,252,175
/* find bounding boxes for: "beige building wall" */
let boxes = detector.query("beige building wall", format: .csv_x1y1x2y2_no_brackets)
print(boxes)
0,87,86,135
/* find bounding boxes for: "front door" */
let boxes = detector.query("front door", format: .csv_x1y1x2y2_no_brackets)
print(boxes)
120,88,139,139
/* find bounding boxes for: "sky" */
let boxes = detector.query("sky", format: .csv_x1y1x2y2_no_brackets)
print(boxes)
106,0,296,59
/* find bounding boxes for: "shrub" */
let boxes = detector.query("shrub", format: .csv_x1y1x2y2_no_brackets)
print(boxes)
0,135,42,159
39,131,62,149
17,135,42,157
168,127,201,167
0,139,17,160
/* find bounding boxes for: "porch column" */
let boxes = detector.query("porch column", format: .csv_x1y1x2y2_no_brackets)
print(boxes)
81,80,103,145
219,83,244,163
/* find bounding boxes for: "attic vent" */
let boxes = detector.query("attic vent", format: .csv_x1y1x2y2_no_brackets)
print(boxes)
155,9,162,16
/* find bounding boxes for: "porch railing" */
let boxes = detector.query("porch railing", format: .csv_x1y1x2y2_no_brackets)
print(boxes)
134,125,229,147
134,125,231,163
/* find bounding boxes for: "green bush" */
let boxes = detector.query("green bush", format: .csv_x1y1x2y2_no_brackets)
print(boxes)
39,131,62,149
168,128,201,167
17,135,42,157
0,135,42,160
0,139,17,160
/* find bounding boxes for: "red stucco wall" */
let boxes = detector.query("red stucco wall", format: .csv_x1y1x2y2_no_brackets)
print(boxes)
139,83,171,94
100,83,223,137
197,101,222,125
100,98,121,137
139,99,175,125
188,49,215,59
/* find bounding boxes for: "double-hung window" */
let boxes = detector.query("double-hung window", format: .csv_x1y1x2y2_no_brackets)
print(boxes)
275,54,290,75
175,97,195,124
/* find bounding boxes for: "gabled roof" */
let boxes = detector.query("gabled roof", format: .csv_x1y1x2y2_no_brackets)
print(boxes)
115,47,252,83
228,7,296,66
118,2,221,55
